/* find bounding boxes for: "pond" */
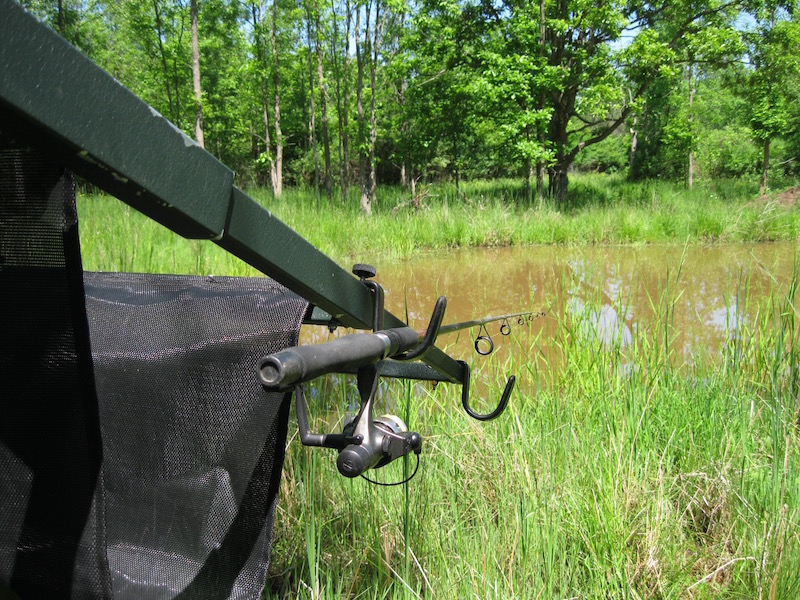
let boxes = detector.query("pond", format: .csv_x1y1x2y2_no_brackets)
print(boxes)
304,242,799,373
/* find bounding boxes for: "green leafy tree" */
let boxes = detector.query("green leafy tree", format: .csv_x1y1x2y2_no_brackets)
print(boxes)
409,0,743,201
736,1,800,193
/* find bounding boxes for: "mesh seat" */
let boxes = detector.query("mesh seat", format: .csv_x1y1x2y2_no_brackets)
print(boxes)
0,147,307,599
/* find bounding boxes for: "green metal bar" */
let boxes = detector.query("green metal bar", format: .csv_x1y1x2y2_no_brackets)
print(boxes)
0,0,464,383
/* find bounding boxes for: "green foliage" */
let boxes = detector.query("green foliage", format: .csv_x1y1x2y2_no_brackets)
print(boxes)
696,126,760,178
18,0,800,199
630,76,689,180
740,16,800,144
573,132,631,174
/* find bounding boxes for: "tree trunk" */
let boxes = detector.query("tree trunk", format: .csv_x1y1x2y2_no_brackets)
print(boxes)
548,89,576,203
152,0,176,123
252,4,277,192
342,0,353,203
57,0,65,35
628,88,638,175
191,0,204,148
687,64,695,189
548,136,569,203
271,0,283,197
548,167,569,202
761,138,770,195
524,157,533,205
536,0,546,205
536,162,545,205
367,0,382,208
451,130,460,197
356,1,371,213
399,11,408,188
316,9,332,201
305,4,319,196
330,0,346,203
331,0,347,204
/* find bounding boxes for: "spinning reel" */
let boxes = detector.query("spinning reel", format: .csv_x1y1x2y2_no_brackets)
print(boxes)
258,264,544,484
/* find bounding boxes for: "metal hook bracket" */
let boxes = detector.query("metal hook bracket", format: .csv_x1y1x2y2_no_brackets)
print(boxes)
458,360,515,421
395,296,447,361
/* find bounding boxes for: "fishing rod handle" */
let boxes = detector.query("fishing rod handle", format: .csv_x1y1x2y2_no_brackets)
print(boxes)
258,326,420,387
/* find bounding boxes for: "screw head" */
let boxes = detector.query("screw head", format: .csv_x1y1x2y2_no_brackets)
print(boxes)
352,263,377,280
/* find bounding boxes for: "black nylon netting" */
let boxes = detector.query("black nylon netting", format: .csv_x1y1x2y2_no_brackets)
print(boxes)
0,148,111,599
84,272,307,600
1,147,309,599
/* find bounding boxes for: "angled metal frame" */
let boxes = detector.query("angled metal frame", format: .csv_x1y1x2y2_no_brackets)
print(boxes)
0,0,463,383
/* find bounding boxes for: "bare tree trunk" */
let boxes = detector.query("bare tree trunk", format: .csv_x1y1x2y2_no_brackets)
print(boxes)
316,9,332,201
522,123,532,203
400,75,407,188
535,0,546,203
367,0,382,208
761,138,770,195
524,156,532,204
330,0,349,203
688,64,695,189
548,167,568,202
356,1,371,213
191,0,204,148
451,130,460,196
152,0,176,123
548,93,574,203
252,4,277,192
271,0,283,197
57,0,65,35
305,2,319,196
173,7,186,119
342,0,352,203
628,88,638,171
398,9,408,188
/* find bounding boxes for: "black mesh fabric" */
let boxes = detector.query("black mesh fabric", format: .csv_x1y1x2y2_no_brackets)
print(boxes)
84,272,306,599
1,148,308,599
0,148,112,599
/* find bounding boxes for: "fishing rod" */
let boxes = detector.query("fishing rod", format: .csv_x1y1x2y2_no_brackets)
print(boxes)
258,264,546,484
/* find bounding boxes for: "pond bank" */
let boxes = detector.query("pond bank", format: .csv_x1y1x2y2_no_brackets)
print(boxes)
255,178,800,263
77,176,800,272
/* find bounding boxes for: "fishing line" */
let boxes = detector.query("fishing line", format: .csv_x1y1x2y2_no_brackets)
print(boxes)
360,453,420,487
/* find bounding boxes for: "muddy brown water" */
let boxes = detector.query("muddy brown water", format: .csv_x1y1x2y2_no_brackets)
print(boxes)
302,243,799,373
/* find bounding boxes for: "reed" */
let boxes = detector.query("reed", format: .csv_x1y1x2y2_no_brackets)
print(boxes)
265,256,800,599
76,175,800,273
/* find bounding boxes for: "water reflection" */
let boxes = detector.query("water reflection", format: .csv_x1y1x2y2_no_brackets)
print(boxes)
302,243,798,368
567,298,632,350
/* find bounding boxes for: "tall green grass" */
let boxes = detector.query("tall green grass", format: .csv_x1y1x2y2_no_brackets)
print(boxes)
267,258,800,599
77,175,800,271
254,175,800,261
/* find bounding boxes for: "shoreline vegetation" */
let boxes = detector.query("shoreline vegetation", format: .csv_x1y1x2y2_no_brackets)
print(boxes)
77,174,800,274
75,174,800,598
269,265,800,599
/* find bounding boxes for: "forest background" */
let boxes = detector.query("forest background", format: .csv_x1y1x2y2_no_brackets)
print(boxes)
17,0,800,213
